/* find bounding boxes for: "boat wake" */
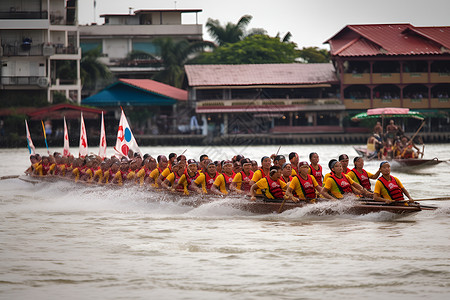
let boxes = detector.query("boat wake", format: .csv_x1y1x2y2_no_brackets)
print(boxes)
7,178,449,221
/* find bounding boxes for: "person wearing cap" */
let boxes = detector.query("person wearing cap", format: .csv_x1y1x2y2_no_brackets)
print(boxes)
273,155,286,168
211,160,235,195
250,166,287,200
249,156,272,194
231,158,254,193
338,154,351,174
347,157,381,192
174,159,200,195
286,161,332,201
323,160,371,199
191,160,218,194
280,163,293,184
289,152,299,176
149,155,168,188
308,152,323,186
374,161,413,203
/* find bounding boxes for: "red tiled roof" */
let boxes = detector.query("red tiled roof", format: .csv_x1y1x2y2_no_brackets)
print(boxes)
27,103,105,120
119,79,187,101
185,64,338,87
325,24,450,57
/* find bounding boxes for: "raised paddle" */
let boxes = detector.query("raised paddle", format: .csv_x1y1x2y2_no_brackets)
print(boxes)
409,120,425,144
275,146,281,156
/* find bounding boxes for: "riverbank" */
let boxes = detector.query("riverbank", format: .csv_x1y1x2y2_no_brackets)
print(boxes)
1,131,450,148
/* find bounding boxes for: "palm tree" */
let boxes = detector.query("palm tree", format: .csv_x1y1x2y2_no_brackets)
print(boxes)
80,47,112,93
206,15,253,46
152,38,214,88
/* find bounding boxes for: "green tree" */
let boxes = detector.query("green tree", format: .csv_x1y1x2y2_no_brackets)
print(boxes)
206,15,253,46
152,38,215,88
80,47,112,92
297,47,330,63
191,35,299,64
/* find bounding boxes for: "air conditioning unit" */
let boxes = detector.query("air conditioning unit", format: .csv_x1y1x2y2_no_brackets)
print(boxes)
37,77,49,87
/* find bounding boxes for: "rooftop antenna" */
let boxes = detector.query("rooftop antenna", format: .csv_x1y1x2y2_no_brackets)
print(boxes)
174,1,177,9
93,0,96,23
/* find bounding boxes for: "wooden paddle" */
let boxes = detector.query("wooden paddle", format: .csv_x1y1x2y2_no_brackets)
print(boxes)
409,120,425,143
0,175,20,180
410,196,450,202
275,146,281,156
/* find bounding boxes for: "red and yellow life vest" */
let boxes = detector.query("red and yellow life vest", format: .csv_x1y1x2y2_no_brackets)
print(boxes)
309,164,323,186
377,176,404,201
295,174,316,199
265,177,284,199
330,174,353,195
350,168,371,190
204,172,218,190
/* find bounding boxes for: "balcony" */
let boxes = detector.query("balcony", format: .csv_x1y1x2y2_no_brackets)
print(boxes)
372,73,401,84
430,72,450,84
1,76,48,87
343,73,370,84
0,10,48,19
195,98,344,113
402,72,428,84
1,43,45,56
1,43,79,57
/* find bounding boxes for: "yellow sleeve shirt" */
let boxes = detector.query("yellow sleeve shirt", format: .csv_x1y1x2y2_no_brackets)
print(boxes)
194,173,207,193
232,172,243,190
255,178,286,199
324,174,355,199
373,176,404,200
289,175,318,199
213,174,228,194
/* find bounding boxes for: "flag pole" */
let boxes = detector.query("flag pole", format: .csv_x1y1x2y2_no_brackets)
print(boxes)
41,120,50,154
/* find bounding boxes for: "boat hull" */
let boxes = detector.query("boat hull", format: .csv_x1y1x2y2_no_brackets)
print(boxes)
18,175,427,215
352,146,444,169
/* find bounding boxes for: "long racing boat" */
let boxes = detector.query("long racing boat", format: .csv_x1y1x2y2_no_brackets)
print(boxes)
18,174,436,216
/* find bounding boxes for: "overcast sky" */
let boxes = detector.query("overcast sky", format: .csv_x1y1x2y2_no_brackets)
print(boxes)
78,0,450,49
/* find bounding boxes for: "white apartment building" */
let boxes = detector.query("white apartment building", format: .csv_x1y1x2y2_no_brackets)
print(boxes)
79,9,203,77
0,0,81,104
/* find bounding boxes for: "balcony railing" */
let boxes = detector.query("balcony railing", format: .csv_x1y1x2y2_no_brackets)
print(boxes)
1,43,78,56
0,11,48,19
1,44,44,56
1,76,48,87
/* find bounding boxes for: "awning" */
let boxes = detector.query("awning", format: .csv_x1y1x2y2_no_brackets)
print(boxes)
351,107,425,121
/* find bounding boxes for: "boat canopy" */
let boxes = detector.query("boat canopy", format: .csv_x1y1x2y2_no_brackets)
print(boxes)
351,107,425,121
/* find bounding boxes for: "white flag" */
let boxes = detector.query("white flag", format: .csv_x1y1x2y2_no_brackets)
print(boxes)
99,111,107,159
114,109,142,158
25,120,35,155
63,116,71,157
79,112,88,158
